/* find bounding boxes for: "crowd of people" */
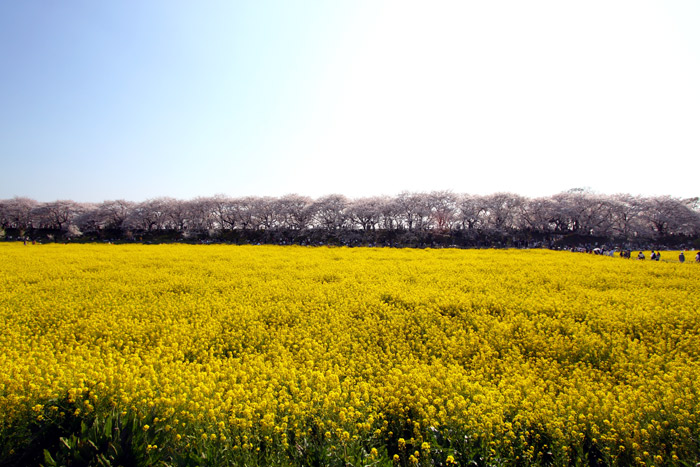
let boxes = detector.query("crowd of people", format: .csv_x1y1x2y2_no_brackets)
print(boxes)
628,250,699,263
580,247,699,263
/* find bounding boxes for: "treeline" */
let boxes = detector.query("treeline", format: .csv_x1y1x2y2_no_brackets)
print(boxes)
1,191,699,248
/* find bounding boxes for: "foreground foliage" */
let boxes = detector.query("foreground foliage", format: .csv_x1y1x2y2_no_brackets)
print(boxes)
0,244,699,466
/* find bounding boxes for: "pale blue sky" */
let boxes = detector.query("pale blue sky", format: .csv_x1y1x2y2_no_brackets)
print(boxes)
1,1,699,202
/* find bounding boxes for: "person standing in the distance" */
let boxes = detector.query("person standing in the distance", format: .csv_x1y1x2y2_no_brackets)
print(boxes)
679,251,685,263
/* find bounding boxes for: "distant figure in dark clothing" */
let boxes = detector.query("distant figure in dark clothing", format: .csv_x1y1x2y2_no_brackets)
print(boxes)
679,252,685,263
637,251,645,260
650,251,657,260
655,251,660,261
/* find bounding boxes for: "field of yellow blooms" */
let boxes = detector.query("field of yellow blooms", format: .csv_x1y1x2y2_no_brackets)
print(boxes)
1,243,699,466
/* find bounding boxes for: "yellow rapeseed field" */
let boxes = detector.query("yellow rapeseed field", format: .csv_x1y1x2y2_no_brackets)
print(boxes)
0,243,698,466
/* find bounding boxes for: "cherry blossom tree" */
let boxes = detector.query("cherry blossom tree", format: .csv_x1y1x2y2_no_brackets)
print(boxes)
0,197,38,230
312,194,349,230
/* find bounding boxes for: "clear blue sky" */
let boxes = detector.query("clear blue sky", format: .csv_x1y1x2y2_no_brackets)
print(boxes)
1,1,699,202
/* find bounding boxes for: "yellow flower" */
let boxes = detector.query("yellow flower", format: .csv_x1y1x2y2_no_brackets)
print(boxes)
1,244,698,464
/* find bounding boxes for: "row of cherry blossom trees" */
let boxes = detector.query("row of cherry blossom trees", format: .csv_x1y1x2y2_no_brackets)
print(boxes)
1,191,698,246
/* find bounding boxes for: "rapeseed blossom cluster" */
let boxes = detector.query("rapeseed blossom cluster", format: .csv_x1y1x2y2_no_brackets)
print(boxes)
0,244,698,465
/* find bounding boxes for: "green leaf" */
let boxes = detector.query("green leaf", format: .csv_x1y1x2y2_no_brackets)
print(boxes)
43,449,57,466
104,414,113,435
96,452,110,466
60,436,74,450
108,441,120,457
